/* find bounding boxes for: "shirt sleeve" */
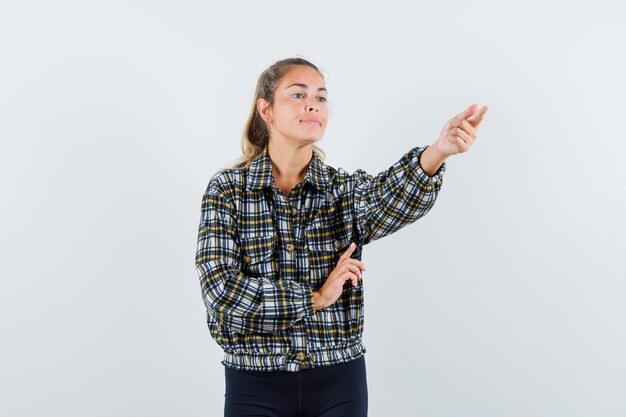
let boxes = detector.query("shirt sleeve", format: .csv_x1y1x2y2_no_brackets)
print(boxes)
195,182,315,335
352,145,446,246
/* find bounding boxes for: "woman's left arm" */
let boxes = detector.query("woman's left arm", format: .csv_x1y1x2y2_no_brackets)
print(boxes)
420,104,489,176
351,104,489,247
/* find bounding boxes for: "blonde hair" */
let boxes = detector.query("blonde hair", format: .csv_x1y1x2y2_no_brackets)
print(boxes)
228,57,326,168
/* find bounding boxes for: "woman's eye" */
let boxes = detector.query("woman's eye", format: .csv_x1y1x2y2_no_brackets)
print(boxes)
292,93,327,103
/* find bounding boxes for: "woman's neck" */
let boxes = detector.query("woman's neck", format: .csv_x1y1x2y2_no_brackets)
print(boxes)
267,139,313,197
267,140,313,183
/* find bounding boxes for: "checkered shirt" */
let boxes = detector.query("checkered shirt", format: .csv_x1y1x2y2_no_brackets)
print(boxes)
195,144,446,372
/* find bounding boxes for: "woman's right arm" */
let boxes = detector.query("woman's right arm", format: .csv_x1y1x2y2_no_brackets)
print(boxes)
195,182,315,334
312,242,366,310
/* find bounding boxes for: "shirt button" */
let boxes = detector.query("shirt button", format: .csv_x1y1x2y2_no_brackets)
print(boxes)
285,243,295,252
334,240,343,249
291,207,298,216
243,255,252,264
296,352,306,361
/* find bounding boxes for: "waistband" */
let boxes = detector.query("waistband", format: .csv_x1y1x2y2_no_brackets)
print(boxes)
222,340,366,372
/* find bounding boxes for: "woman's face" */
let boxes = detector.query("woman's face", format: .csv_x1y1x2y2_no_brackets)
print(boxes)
259,65,328,146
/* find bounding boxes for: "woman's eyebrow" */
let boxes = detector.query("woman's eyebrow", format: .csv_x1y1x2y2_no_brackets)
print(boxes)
285,83,327,93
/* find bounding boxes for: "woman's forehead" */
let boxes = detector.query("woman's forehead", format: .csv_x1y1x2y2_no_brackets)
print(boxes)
280,66,325,89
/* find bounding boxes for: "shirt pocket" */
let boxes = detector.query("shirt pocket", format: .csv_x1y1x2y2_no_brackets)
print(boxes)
305,216,361,286
304,217,352,254
305,217,359,255
239,233,277,277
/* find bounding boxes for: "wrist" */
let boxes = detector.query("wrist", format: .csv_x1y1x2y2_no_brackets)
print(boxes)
428,140,449,161
420,143,448,176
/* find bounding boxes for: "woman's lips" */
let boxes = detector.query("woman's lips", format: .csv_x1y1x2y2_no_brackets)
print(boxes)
301,120,319,126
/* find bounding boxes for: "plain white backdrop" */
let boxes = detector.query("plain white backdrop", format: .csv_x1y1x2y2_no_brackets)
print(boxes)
1,1,625,416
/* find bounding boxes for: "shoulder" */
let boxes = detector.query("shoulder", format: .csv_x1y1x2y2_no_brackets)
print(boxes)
203,164,248,205
321,159,370,185
314,159,372,199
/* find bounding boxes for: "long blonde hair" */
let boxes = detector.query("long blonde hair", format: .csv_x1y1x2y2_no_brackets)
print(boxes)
228,57,326,168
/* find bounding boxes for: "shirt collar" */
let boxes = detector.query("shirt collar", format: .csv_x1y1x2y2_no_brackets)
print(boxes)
246,145,329,192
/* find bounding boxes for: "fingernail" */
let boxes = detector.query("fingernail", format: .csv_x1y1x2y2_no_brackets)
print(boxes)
350,242,355,247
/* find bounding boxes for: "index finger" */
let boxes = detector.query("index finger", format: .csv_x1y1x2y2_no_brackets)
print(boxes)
468,105,489,128
455,104,480,123
340,242,357,260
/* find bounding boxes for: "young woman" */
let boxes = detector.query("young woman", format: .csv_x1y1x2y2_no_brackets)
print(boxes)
195,57,488,417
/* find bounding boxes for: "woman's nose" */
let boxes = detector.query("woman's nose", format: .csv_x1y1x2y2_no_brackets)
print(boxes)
305,98,319,112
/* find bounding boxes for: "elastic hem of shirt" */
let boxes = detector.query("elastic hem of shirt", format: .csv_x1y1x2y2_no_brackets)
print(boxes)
221,340,366,372
304,287,316,318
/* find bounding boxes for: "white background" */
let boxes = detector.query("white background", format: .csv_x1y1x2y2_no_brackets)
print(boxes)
2,1,625,416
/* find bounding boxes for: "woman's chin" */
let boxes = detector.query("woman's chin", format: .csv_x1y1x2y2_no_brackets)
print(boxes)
294,135,323,145
305,136,323,145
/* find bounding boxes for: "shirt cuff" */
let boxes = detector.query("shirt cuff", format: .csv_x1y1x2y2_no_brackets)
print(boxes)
412,145,446,185
304,286,316,317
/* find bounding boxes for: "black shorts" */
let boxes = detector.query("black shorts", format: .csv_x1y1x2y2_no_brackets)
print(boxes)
224,355,368,417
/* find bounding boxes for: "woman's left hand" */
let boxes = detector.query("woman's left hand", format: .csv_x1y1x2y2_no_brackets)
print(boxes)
435,104,488,157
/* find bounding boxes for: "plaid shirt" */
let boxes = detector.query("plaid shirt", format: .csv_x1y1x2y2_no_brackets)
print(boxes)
195,144,446,372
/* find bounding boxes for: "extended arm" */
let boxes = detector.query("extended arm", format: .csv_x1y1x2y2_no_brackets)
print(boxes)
353,145,446,246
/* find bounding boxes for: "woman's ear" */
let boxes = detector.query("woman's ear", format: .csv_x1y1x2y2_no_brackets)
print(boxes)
257,98,272,123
